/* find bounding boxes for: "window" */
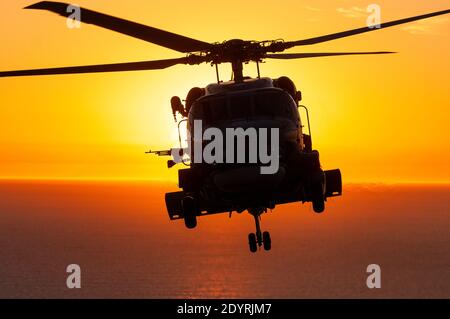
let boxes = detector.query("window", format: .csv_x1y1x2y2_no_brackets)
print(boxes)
229,95,252,119
254,91,293,118
192,89,296,126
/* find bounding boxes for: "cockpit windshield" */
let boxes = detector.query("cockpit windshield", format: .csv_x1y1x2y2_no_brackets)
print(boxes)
191,89,297,126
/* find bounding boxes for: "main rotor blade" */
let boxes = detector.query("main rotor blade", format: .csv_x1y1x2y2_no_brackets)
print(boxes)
266,51,395,59
285,9,450,48
25,1,212,53
0,57,193,77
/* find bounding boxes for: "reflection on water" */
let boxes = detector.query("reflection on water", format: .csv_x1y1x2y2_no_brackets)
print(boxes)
0,181,449,298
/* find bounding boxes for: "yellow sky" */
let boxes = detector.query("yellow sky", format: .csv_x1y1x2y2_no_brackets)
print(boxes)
0,0,449,182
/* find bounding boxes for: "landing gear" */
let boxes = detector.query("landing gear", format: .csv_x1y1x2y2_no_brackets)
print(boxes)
247,208,271,253
248,233,257,253
312,199,324,213
311,173,325,214
182,196,198,229
263,231,271,251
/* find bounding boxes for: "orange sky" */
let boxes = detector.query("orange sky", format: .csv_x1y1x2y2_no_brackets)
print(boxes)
0,0,449,183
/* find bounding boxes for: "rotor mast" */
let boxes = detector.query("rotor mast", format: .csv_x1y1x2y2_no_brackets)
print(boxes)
214,39,266,83
231,60,244,82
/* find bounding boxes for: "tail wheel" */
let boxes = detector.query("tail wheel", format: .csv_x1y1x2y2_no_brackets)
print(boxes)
182,196,198,229
263,231,271,251
248,233,257,253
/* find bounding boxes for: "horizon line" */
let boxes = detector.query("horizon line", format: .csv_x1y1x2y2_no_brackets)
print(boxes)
0,177,449,186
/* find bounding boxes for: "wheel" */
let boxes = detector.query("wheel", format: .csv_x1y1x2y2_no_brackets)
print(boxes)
248,233,257,253
312,199,325,213
182,196,197,229
311,179,325,214
184,213,197,229
263,231,271,251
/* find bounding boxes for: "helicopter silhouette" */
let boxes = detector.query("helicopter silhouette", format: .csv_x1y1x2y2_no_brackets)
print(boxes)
1,2,449,252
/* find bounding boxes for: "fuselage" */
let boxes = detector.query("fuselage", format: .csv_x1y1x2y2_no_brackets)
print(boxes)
187,77,304,167
166,77,341,225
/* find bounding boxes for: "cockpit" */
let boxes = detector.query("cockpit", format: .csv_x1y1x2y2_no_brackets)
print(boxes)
189,88,299,127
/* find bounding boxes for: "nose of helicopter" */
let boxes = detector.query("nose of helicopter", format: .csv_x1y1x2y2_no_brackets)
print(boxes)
213,166,286,193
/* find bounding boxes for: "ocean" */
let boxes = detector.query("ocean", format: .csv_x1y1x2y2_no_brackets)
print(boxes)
0,181,449,298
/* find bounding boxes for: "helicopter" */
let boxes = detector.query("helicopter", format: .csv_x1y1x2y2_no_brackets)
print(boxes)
1,2,449,252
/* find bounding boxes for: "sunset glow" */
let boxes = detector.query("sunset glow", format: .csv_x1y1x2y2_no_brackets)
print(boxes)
0,0,449,183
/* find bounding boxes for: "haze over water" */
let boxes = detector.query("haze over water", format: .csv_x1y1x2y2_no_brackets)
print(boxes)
0,181,449,298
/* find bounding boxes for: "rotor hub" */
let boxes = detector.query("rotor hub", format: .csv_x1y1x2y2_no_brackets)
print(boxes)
207,39,285,64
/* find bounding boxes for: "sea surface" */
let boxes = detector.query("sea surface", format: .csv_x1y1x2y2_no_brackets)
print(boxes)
0,181,449,298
